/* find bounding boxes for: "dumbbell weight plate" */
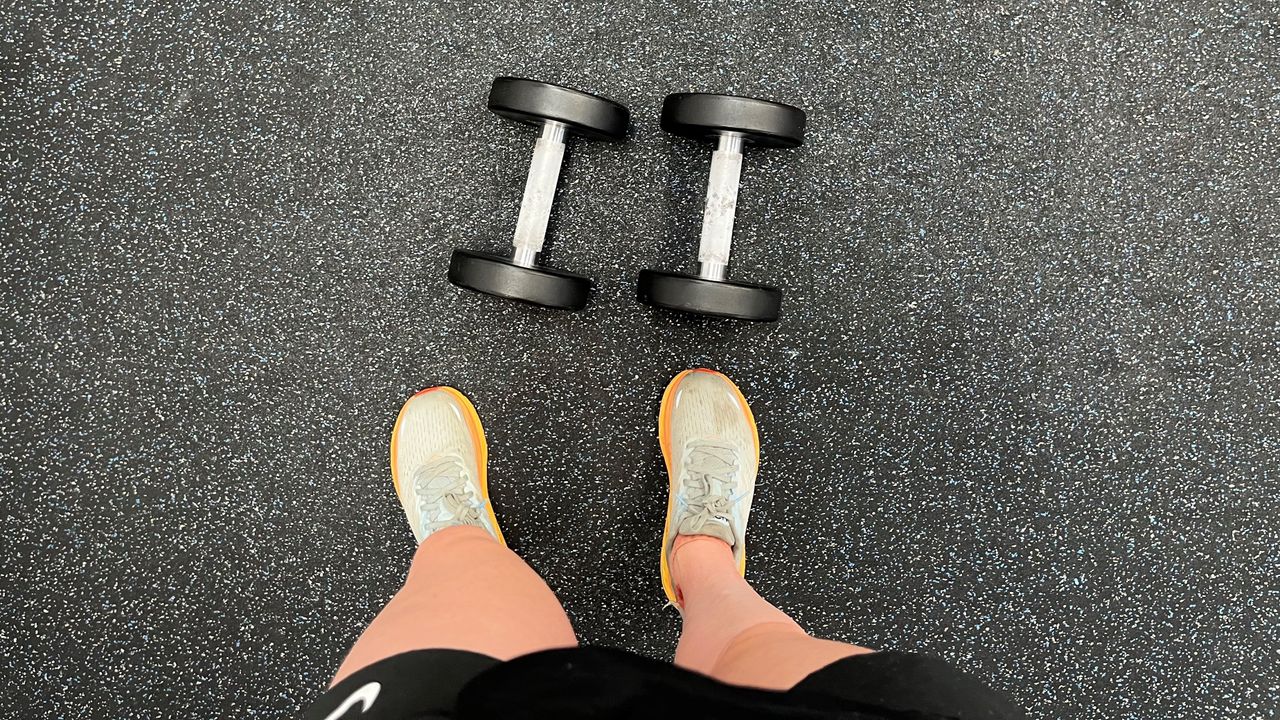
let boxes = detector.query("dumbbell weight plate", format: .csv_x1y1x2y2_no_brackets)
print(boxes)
661,93,806,148
489,77,630,141
449,249,592,311
637,269,782,322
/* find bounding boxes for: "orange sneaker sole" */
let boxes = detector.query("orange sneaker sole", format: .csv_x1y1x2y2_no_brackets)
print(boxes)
390,386,506,546
658,368,760,608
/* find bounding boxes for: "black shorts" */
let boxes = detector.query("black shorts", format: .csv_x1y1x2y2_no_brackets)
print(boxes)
303,646,1025,720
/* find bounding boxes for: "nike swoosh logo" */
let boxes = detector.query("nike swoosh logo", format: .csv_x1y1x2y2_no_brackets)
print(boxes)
321,681,381,720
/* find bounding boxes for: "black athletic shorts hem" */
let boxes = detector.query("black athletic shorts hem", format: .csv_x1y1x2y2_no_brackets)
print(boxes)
303,646,1025,720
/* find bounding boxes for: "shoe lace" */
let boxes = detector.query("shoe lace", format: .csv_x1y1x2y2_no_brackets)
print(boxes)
413,456,485,534
677,440,744,532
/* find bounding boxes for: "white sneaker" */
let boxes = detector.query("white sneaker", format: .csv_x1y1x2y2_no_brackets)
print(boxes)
390,387,504,544
658,369,759,607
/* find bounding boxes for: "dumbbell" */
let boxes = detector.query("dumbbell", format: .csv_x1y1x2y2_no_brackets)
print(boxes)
637,93,806,321
449,77,630,310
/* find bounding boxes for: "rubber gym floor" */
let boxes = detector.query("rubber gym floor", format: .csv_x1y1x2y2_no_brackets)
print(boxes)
4,2,1277,718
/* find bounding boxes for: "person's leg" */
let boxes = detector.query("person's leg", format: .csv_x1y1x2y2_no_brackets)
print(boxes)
658,369,872,691
332,525,577,684
330,387,576,686
670,534,871,689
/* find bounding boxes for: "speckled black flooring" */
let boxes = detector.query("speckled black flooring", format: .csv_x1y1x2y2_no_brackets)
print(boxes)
3,2,1278,718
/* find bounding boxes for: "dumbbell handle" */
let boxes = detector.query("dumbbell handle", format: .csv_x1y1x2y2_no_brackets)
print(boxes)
512,120,568,267
697,132,745,281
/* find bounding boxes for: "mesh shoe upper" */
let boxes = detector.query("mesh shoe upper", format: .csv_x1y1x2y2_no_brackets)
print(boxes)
663,370,759,580
392,389,500,543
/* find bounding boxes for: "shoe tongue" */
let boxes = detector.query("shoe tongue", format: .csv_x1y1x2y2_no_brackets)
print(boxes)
678,517,734,546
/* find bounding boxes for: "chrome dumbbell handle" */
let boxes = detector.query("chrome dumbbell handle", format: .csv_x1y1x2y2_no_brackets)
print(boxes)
512,120,569,268
696,131,745,281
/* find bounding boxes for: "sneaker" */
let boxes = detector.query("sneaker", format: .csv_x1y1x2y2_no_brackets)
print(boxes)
390,386,504,545
658,369,760,607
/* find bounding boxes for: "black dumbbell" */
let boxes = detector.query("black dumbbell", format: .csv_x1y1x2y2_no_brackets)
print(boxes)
638,93,806,321
449,77,629,310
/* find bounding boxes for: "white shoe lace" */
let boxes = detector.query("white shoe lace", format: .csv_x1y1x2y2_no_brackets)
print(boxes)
413,456,486,535
676,440,745,542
